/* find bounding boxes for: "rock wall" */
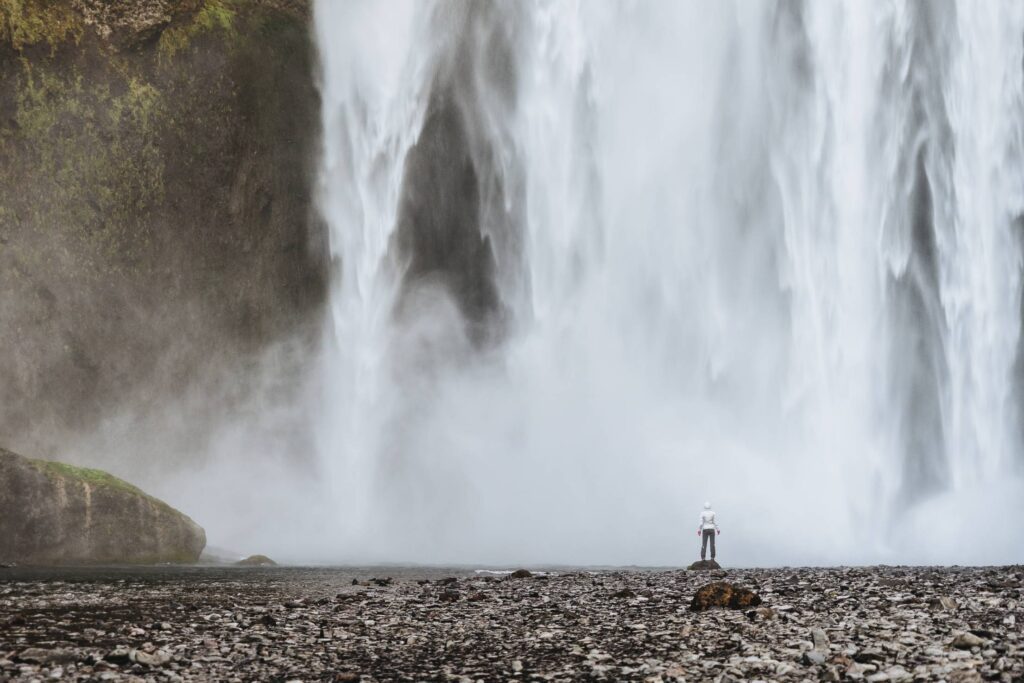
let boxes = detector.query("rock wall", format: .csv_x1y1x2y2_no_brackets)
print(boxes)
0,0,325,458
0,447,206,564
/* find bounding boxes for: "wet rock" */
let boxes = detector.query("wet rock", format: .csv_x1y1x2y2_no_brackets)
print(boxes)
689,581,761,611
950,631,986,649
687,559,722,571
235,555,277,567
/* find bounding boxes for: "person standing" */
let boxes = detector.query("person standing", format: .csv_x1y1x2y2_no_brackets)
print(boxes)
697,501,720,560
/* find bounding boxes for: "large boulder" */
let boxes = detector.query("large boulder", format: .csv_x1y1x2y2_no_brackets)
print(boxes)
0,448,205,564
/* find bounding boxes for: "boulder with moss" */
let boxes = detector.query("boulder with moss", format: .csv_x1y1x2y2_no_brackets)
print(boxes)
0,447,205,564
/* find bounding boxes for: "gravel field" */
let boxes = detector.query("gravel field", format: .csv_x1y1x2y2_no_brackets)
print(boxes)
0,565,1021,682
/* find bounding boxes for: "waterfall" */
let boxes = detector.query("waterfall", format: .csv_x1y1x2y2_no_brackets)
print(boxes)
312,0,1024,565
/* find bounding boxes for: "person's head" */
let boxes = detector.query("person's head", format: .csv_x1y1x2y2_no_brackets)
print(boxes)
704,501,711,510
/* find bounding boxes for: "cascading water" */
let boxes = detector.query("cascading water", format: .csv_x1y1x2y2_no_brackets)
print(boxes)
312,0,1024,566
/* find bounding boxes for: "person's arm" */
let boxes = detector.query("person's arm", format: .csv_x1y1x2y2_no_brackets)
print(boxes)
714,513,720,534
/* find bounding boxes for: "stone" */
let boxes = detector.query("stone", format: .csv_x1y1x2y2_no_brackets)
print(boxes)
510,569,533,579
687,559,722,571
235,555,277,567
929,596,957,609
745,607,774,621
689,582,761,611
0,449,205,565
811,626,830,650
130,649,172,667
0,565,1018,681
884,665,912,682
950,632,986,649
15,649,77,666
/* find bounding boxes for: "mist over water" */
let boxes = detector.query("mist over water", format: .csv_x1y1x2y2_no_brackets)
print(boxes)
309,1,1024,566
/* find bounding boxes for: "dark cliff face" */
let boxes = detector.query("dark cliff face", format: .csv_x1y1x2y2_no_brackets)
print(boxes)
0,0,325,458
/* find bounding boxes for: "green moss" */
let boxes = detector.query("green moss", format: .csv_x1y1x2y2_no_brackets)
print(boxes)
158,0,238,62
7,60,166,276
30,459,154,500
0,0,82,52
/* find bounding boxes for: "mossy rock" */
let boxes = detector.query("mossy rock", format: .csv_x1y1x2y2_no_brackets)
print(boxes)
0,447,205,564
235,554,276,566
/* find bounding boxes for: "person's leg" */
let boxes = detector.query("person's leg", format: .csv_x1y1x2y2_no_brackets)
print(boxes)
710,530,716,560
700,530,708,560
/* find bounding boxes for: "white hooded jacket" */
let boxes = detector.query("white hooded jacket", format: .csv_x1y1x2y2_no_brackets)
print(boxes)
699,502,719,532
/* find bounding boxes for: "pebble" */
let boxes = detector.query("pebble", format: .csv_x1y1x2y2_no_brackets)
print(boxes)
0,565,1020,681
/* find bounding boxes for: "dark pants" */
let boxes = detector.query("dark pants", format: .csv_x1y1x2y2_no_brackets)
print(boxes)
701,529,716,560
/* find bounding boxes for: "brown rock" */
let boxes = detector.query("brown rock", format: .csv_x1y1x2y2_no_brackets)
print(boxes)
950,632,986,649
689,582,762,611
510,569,533,579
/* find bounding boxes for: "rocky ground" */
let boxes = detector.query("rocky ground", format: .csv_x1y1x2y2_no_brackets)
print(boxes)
0,565,1021,682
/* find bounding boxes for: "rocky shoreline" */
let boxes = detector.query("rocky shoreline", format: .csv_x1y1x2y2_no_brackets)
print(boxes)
0,565,1020,681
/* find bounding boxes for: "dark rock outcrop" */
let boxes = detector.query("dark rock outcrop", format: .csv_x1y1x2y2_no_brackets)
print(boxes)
235,554,277,566
689,581,762,611
0,0,325,460
0,448,205,564
687,559,722,571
